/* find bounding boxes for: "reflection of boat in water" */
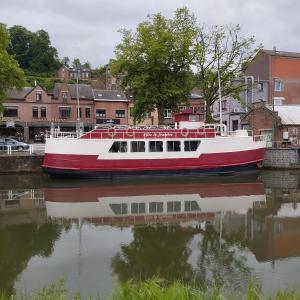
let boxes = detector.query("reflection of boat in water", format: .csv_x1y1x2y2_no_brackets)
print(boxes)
45,181,266,225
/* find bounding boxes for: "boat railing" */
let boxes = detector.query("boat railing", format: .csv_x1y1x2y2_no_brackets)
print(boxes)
94,124,174,130
46,130,79,139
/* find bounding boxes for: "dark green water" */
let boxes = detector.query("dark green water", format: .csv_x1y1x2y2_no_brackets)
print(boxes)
1,170,300,298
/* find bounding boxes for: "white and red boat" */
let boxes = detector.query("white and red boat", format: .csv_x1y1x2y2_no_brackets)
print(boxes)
42,111,266,177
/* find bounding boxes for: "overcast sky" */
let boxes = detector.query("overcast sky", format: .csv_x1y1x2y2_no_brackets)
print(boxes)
0,0,298,67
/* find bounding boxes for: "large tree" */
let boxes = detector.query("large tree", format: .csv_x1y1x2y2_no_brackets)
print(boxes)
111,7,198,124
8,26,60,74
194,24,261,120
0,24,25,110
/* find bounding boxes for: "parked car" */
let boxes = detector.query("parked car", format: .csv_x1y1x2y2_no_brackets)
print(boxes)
0,138,30,151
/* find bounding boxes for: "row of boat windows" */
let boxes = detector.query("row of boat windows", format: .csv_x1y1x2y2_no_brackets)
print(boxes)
109,200,200,215
109,140,201,153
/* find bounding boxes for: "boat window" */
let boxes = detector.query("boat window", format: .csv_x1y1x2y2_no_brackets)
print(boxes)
167,201,181,212
184,140,201,151
167,141,181,152
131,141,145,152
184,201,200,211
109,203,128,215
109,141,127,153
149,202,163,213
149,141,163,152
131,202,146,214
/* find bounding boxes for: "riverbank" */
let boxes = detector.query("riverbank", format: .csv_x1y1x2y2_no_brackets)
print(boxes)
2,278,300,300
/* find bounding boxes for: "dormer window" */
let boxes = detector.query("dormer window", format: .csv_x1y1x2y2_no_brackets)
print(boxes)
36,91,42,101
62,92,68,103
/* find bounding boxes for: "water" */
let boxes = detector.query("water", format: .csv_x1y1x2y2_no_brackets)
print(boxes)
1,170,300,298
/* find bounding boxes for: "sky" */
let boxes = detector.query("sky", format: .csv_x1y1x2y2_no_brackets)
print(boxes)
0,0,298,68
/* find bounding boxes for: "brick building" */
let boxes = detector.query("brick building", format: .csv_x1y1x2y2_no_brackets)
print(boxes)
58,65,91,81
241,102,300,146
93,90,129,125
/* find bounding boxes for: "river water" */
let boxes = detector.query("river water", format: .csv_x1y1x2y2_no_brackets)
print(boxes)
1,170,300,298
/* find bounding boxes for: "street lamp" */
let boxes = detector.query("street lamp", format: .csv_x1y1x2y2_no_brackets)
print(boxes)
76,69,81,136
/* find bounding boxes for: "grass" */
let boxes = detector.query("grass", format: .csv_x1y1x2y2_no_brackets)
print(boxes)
1,278,300,300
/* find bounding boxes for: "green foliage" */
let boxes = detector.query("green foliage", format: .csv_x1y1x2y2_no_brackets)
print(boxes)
1,278,300,299
8,25,60,73
111,7,197,124
0,24,26,109
194,24,261,119
72,58,82,69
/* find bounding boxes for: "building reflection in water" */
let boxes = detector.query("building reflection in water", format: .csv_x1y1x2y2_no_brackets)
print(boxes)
2,171,300,296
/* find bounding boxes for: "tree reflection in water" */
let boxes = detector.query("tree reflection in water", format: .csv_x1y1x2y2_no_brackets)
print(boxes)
195,222,251,292
112,222,251,292
0,223,62,295
111,225,194,283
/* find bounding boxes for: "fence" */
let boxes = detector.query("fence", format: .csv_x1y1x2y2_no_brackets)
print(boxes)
0,144,45,155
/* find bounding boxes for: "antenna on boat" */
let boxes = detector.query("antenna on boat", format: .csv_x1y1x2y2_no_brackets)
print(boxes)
217,48,223,136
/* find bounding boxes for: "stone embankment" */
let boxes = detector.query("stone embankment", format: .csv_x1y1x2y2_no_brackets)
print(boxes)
263,148,300,169
0,154,44,174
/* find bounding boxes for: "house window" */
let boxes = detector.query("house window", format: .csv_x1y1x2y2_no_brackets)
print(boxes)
36,91,42,101
62,92,68,103
167,141,181,152
131,141,145,152
274,80,283,92
32,106,38,118
164,109,172,118
221,100,227,111
116,110,125,118
109,141,127,153
59,107,71,119
257,82,264,91
85,108,91,118
79,108,82,118
3,106,18,117
149,141,163,152
232,120,239,131
184,140,200,151
41,107,46,118
96,109,106,118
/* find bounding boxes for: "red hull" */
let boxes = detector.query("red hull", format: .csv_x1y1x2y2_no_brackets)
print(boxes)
42,148,265,173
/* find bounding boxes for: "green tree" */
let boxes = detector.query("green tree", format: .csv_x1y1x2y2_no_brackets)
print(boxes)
28,29,60,73
7,25,33,69
0,24,25,110
194,25,261,120
111,7,198,124
61,56,70,67
72,58,81,69
8,26,60,74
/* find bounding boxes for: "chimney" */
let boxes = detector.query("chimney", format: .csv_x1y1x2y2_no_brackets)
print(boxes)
273,46,277,53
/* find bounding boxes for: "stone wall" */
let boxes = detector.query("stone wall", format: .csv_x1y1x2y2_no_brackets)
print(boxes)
263,148,300,168
0,155,43,174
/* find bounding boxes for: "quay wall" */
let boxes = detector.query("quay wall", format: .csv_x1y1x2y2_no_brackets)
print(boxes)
263,148,300,169
0,155,44,174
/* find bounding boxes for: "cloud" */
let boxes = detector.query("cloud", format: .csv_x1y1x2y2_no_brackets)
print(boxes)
1,0,300,67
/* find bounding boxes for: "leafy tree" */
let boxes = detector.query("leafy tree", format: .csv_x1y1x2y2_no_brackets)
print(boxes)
83,60,91,69
61,56,70,67
194,24,261,120
7,25,33,69
8,26,60,74
28,29,60,73
72,58,81,69
0,24,25,110
111,7,198,124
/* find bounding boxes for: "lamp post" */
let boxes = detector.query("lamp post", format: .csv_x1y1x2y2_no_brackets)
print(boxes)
76,69,81,136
